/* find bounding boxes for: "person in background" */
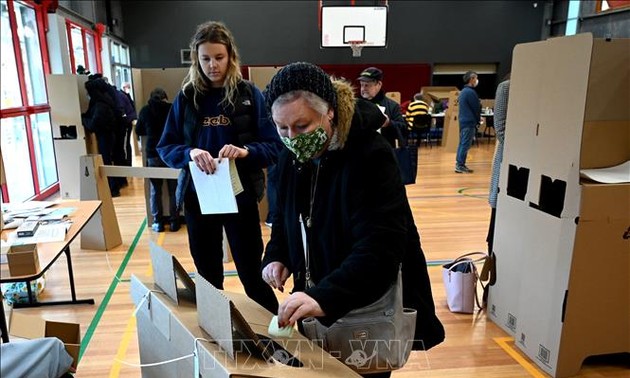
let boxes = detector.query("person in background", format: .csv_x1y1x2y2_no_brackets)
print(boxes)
135,88,179,232
121,82,135,108
405,92,430,129
455,70,481,173
157,21,281,314
357,66,407,148
76,64,90,75
487,73,510,253
115,86,137,167
261,63,445,378
82,75,120,196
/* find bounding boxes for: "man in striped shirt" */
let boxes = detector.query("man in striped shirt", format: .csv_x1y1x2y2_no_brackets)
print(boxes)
405,92,430,129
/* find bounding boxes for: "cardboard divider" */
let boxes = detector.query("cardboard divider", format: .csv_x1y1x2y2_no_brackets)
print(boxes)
150,242,195,305
132,274,360,377
79,155,122,250
131,244,359,377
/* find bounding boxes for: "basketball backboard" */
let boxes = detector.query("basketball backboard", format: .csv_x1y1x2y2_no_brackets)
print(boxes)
321,5,388,48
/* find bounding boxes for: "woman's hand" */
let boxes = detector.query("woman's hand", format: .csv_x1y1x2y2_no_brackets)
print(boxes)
262,262,290,292
189,148,216,174
277,292,325,328
219,144,248,160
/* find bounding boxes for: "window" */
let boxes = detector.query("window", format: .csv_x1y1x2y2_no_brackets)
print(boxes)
565,0,581,36
110,40,133,99
0,0,56,203
66,20,101,74
1,4,22,110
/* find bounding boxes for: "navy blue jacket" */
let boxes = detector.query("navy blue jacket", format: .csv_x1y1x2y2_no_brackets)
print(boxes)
157,83,281,200
458,85,481,127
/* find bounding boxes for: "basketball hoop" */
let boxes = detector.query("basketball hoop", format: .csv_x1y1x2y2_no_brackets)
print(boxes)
349,41,366,57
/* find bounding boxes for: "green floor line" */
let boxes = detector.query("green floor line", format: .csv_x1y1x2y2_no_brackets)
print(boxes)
78,217,147,362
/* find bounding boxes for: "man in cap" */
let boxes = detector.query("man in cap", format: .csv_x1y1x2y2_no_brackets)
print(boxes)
455,70,481,173
357,67,407,148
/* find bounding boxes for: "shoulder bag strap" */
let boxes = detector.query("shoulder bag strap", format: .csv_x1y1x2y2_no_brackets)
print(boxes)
299,214,314,289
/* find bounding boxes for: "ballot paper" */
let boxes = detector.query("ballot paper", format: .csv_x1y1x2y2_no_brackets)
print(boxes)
189,160,238,214
6,223,69,245
580,160,630,184
268,315,294,338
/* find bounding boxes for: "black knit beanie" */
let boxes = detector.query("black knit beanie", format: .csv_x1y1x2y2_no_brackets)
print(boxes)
264,62,337,115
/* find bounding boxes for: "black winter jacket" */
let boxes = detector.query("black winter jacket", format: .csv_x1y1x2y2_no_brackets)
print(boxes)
135,99,172,160
262,89,444,350
82,78,117,134
368,90,408,147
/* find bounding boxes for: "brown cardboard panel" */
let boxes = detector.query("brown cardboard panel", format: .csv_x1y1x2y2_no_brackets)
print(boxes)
442,91,460,152
579,183,630,220
80,154,122,250
9,312,46,340
249,66,282,91
421,86,458,102
46,321,81,369
559,216,630,376
580,120,630,169
385,91,401,104
585,39,630,122
9,312,81,369
224,291,273,328
138,68,188,110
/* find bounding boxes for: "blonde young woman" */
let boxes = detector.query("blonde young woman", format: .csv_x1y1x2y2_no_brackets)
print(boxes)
157,21,281,314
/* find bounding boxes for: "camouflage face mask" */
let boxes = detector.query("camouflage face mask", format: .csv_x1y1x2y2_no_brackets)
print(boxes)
280,124,329,163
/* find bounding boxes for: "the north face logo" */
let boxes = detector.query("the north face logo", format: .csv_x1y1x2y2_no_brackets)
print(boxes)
242,99,251,106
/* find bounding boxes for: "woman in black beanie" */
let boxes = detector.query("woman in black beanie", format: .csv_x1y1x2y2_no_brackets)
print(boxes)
262,62,444,376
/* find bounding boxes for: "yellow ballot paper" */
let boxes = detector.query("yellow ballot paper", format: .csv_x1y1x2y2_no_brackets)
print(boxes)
229,159,244,196
268,315,295,338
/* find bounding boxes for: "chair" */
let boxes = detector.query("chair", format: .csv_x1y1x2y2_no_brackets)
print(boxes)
411,114,433,148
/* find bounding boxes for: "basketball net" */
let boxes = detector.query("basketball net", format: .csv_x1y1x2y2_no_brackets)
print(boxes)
349,41,365,57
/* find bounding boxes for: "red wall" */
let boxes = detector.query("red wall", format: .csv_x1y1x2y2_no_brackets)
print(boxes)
319,63,431,104
243,63,432,105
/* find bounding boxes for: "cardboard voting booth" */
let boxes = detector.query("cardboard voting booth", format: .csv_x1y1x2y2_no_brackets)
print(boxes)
487,33,629,377
131,244,358,377
441,90,460,151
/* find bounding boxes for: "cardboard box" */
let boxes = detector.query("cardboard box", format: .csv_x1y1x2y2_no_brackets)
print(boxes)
9,312,81,369
7,244,40,276
131,275,359,378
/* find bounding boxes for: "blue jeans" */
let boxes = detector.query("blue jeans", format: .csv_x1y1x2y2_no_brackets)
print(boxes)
147,157,177,222
456,124,476,167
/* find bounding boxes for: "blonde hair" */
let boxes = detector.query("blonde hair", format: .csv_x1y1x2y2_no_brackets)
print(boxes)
182,21,242,110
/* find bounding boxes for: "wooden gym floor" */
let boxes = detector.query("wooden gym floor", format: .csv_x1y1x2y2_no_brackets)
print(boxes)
6,139,628,377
